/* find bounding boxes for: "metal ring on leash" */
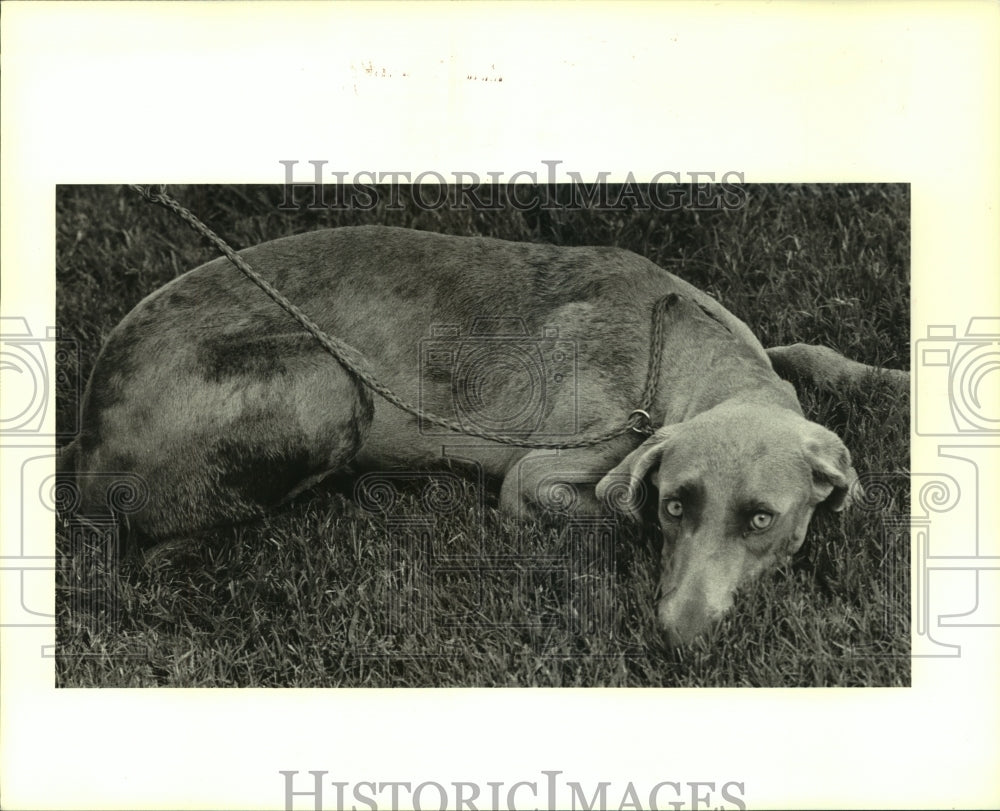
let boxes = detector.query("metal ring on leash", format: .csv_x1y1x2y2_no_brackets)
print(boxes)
628,409,653,434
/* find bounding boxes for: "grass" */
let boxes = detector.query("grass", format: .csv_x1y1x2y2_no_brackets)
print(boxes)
55,183,910,687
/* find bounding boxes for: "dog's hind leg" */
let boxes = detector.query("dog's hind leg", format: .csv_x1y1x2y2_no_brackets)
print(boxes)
75,333,374,547
767,343,908,391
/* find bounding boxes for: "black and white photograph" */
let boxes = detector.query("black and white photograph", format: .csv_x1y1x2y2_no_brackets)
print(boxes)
2,3,998,810
54,182,911,689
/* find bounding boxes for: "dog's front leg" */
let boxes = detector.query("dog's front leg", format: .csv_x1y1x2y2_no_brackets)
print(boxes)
499,443,636,522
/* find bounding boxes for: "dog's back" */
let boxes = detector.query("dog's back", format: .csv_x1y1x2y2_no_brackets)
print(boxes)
63,226,775,544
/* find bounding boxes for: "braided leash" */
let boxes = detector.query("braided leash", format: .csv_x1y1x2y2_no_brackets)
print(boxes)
130,185,672,449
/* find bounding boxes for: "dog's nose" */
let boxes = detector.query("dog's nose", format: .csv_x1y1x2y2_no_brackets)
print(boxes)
658,595,712,645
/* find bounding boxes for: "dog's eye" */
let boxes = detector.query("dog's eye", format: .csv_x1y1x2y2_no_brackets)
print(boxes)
749,511,773,531
664,499,683,519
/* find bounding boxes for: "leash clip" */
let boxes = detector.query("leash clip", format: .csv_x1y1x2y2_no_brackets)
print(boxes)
628,409,654,435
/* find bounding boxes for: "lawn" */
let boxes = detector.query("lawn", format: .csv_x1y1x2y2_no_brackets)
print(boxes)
55,183,910,687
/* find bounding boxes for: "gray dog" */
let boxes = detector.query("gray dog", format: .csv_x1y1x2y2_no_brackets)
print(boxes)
61,225,896,643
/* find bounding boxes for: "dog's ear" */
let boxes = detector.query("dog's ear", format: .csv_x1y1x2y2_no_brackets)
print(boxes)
801,422,859,512
595,426,677,521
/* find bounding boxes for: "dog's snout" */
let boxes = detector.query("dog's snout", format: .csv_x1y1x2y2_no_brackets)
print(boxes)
657,575,735,645
658,598,713,646
657,585,717,645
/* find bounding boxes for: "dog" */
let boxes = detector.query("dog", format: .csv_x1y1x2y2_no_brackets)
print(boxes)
60,224,876,643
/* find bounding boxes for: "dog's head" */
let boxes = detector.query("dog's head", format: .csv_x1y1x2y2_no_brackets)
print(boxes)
595,402,858,645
